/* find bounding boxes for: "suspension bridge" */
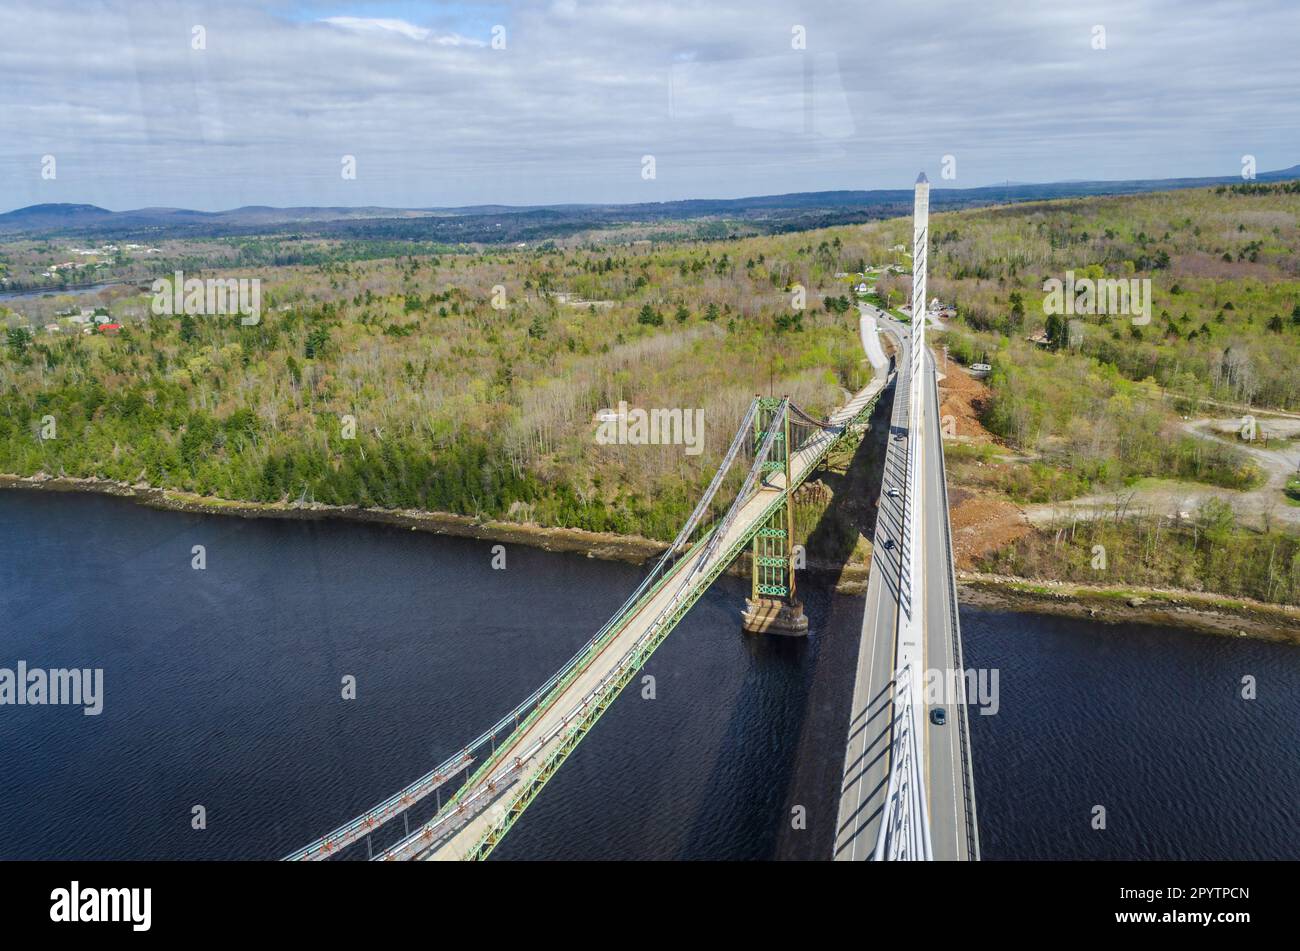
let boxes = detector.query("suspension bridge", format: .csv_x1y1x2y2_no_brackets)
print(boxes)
285,380,885,861
285,174,979,862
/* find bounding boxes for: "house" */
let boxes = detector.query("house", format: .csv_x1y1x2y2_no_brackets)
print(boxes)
854,282,870,294
45,323,61,333
98,323,122,335
1026,328,1050,347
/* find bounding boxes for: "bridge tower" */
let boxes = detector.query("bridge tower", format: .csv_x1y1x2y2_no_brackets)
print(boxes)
741,396,809,635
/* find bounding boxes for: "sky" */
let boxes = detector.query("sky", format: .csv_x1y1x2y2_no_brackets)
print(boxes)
1,0,1297,212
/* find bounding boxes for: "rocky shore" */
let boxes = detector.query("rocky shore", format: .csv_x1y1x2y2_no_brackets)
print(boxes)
957,571,1300,644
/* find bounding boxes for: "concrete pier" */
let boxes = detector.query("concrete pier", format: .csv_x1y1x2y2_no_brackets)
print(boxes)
741,596,808,635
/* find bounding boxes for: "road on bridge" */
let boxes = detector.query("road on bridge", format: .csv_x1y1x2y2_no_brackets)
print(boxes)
834,305,978,861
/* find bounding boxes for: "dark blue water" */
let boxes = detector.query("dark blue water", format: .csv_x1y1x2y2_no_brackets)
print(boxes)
1,491,1297,859
0,281,127,302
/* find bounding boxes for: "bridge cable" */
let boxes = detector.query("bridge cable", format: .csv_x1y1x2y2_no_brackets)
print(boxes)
286,397,761,861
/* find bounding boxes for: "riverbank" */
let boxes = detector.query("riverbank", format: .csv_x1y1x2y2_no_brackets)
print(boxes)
0,471,872,583
958,571,1300,645
0,472,669,562
3,472,1297,643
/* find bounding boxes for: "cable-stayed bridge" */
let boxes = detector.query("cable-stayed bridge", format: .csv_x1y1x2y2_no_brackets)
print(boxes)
835,175,978,861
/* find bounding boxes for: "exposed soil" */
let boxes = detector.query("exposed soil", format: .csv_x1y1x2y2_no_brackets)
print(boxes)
948,491,1032,569
937,361,996,442
936,364,1033,566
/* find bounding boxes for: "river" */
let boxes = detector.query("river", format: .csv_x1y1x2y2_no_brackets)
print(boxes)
0,490,1296,859
0,281,133,303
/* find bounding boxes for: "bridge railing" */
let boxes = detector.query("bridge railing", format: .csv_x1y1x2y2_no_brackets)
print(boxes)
873,664,932,861
927,354,980,859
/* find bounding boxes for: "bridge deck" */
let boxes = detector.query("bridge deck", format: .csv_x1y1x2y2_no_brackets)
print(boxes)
920,342,977,860
835,309,909,860
420,379,885,860
835,308,977,861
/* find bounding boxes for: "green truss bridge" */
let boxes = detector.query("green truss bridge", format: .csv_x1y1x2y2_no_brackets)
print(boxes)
284,372,887,862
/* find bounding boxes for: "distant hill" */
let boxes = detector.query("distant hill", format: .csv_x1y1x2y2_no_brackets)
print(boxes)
3,165,1297,243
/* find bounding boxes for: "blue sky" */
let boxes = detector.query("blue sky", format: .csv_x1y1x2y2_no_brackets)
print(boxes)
1,0,1297,211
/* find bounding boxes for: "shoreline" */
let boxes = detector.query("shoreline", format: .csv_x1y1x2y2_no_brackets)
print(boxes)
3,473,1297,643
957,571,1300,645
0,472,669,562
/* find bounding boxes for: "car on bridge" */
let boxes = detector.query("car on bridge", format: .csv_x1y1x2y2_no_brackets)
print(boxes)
930,707,947,726
886,486,900,498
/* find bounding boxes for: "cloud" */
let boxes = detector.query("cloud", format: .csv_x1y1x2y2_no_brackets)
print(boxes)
0,0,1296,211
320,17,433,41
319,15,485,46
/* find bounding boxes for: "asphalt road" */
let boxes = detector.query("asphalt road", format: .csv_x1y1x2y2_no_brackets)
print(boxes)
920,335,977,861
834,307,977,861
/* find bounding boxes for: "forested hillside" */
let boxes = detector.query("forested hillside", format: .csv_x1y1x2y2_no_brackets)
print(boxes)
0,239,872,541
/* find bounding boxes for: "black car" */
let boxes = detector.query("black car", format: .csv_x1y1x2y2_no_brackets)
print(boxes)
929,707,947,725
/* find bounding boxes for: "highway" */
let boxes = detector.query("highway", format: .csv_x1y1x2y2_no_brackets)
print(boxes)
920,321,979,861
834,305,978,861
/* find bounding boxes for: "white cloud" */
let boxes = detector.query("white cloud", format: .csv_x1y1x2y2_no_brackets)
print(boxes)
0,0,1295,211
319,16,485,47
320,17,432,42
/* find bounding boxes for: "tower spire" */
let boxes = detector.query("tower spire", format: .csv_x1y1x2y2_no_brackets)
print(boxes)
911,172,929,387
